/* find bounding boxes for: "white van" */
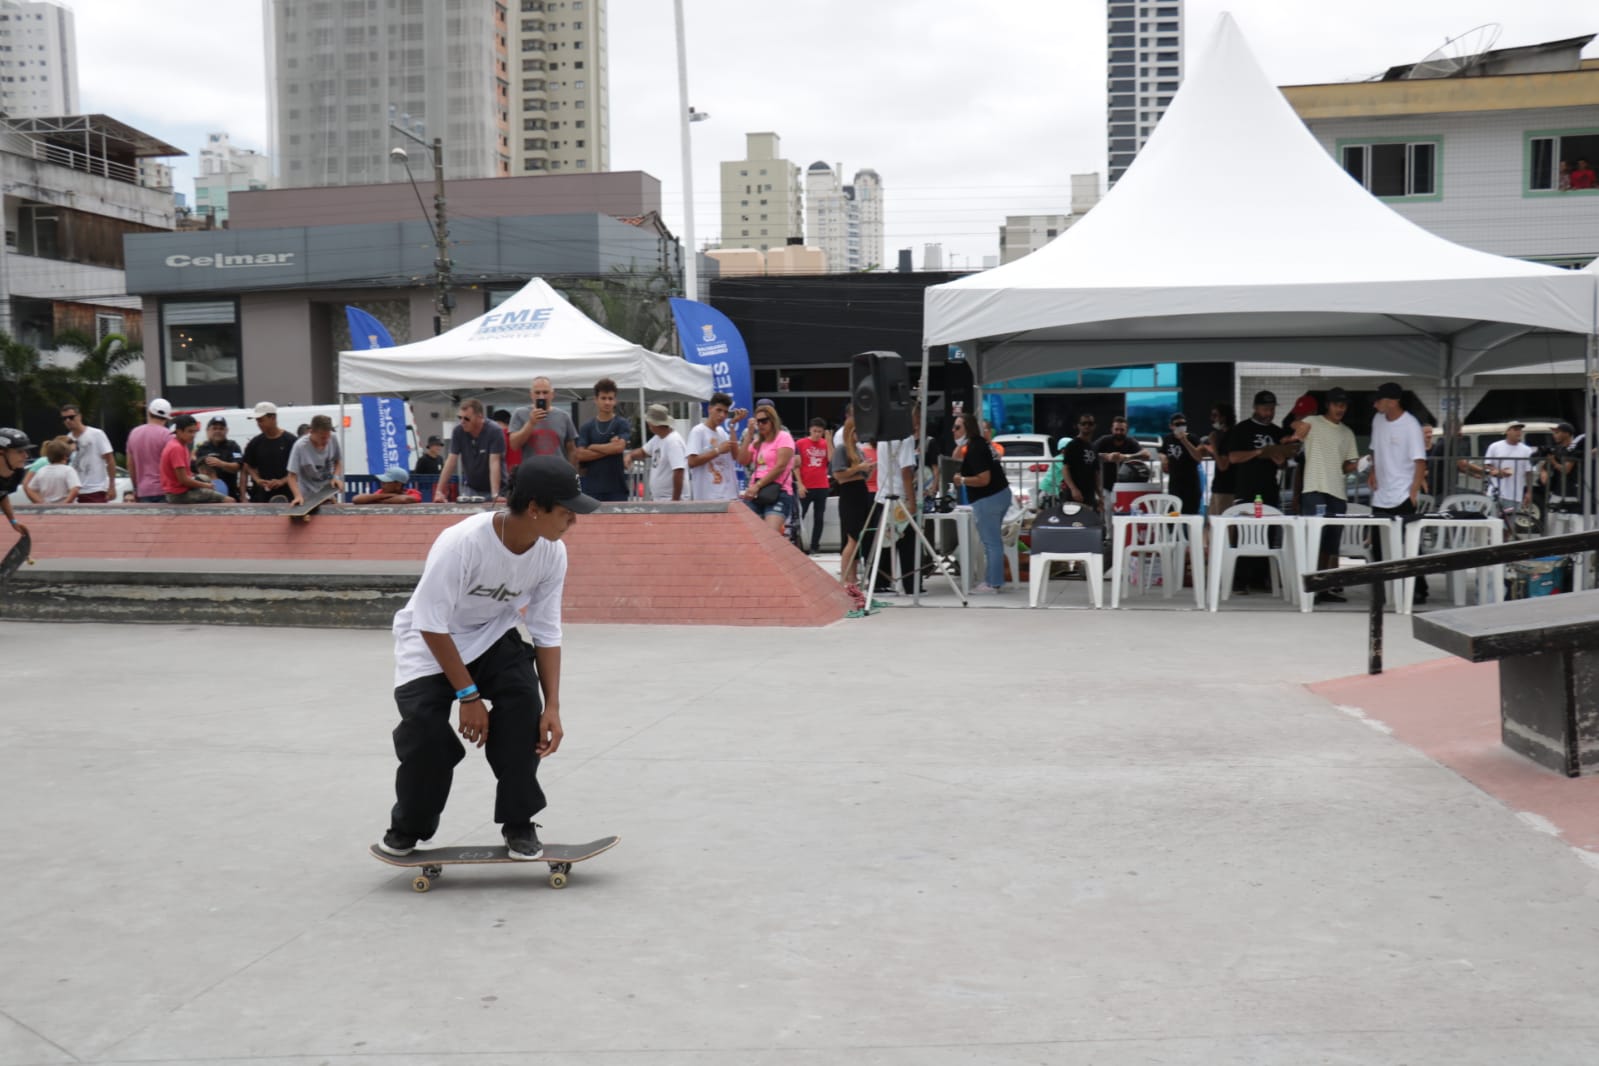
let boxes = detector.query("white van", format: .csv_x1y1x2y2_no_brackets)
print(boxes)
181,402,422,477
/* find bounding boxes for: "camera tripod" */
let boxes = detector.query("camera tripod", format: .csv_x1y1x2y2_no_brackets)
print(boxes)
861,438,967,610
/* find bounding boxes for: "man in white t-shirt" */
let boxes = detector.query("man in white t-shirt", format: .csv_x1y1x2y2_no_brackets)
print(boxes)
377,456,598,862
685,392,743,502
1368,382,1430,602
628,403,688,501
1481,422,1537,509
60,404,116,503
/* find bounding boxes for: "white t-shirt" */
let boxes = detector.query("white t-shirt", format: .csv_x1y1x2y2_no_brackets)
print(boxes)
1369,410,1426,508
31,463,81,503
69,426,114,493
872,436,918,504
1484,439,1537,504
392,511,566,686
686,422,739,501
643,430,688,501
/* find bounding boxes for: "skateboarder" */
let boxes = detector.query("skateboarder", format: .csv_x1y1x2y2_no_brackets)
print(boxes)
378,456,598,862
0,428,34,542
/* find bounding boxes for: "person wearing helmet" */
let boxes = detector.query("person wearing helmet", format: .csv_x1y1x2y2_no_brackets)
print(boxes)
0,427,35,541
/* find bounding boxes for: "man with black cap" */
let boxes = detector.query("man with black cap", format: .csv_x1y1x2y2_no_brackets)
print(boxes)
1,427,35,544
1369,382,1429,602
1292,388,1360,597
377,455,598,862
1159,413,1208,515
414,435,445,477
194,416,244,500
1225,391,1295,591
1482,421,1536,510
1542,422,1584,515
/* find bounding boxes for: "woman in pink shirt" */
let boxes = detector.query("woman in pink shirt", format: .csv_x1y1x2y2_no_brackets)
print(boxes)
735,403,796,533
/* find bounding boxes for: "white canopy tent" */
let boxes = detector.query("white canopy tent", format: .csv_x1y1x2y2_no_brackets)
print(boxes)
922,14,1597,390
338,277,714,400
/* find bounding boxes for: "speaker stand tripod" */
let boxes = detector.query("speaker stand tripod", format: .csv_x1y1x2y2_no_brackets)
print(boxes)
862,438,967,611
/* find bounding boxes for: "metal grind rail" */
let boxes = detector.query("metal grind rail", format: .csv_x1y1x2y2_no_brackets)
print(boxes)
1301,528,1599,675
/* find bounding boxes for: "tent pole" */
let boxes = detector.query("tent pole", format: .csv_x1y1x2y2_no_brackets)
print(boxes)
338,394,347,492
913,345,930,606
1441,341,1456,500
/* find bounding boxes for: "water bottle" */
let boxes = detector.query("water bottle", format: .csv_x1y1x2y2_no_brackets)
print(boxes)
1253,494,1263,518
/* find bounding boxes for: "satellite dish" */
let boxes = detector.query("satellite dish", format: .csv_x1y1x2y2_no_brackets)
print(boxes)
1406,23,1501,79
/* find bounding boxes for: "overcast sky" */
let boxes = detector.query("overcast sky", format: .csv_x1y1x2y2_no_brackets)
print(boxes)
70,0,1594,269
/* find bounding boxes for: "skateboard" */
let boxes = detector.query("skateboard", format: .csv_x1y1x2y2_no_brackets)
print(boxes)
286,484,340,520
369,836,620,892
0,531,31,583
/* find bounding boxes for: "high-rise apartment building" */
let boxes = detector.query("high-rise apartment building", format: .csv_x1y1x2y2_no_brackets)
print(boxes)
719,132,803,254
266,0,511,189
509,0,608,174
194,131,272,225
1106,0,1182,186
804,162,884,272
0,0,77,118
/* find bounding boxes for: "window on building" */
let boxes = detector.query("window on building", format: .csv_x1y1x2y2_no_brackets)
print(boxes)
1341,139,1438,198
1528,131,1599,192
163,301,241,404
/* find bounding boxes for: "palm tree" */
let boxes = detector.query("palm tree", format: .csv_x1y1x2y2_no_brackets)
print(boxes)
55,330,143,427
0,332,42,426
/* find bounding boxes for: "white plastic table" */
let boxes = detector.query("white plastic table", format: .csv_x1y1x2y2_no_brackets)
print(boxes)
1296,515,1401,614
1109,514,1206,609
918,509,972,598
1207,513,1302,611
1401,516,1504,614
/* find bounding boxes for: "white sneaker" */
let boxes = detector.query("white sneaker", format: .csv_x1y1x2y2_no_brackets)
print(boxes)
971,583,1001,594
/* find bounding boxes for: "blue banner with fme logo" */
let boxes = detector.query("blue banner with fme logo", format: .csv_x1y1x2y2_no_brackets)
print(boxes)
344,306,408,474
669,298,753,434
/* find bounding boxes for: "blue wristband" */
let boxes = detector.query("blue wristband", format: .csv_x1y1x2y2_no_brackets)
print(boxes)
455,684,478,700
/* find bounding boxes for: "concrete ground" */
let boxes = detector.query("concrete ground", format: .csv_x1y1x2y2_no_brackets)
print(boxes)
5,612,1599,1065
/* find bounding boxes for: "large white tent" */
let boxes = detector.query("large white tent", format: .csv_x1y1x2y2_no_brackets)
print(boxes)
338,277,714,399
922,14,1598,386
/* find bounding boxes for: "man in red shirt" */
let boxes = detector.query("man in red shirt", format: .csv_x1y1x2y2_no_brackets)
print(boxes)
1569,159,1598,191
492,409,523,470
795,417,833,554
160,415,233,503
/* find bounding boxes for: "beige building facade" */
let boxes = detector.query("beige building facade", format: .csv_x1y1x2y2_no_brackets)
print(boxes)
510,0,609,175
719,132,803,254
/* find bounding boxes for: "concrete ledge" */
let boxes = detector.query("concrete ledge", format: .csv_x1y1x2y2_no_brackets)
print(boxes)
5,502,854,627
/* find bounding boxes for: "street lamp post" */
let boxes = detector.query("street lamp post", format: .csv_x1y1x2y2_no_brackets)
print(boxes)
389,116,453,334
673,0,709,302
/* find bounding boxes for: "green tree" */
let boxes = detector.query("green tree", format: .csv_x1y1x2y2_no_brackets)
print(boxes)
554,266,678,353
0,332,42,426
54,330,143,427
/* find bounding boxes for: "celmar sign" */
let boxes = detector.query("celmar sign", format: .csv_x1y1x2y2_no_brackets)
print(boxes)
163,252,296,270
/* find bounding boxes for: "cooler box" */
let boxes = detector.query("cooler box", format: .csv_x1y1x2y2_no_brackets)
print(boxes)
1508,556,1571,599
1030,505,1104,555
1111,481,1162,515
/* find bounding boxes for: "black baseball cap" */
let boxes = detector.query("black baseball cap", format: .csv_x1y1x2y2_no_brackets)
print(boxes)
1325,387,1349,404
1169,413,1188,424
1375,382,1404,401
1253,390,1277,406
426,435,444,447
1556,421,1576,435
510,455,600,513
207,415,228,427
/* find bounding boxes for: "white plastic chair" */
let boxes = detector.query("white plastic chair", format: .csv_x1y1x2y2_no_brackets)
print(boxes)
1415,493,1435,513
1218,502,1292,602
1431,493,1499,605
1439,493,1494,516
1121,494,1188,598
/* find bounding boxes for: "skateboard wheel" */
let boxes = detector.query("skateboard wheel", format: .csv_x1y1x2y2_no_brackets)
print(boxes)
548,871,568,889
412,875,431,893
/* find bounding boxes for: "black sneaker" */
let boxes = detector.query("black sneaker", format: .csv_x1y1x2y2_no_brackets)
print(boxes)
503,822,543,861
1315,590,1347,604
377,828,418,857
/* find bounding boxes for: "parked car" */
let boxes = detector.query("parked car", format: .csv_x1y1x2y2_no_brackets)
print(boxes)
991,433,1057,509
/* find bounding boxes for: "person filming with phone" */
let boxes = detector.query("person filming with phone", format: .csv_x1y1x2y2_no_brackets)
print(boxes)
509,376,578,467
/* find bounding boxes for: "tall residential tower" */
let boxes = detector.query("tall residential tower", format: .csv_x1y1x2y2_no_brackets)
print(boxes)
266,0,511,188
805,162,883,272
1106,0,1182,186
0,0,77,118
719,132,803,254
510,0,609,174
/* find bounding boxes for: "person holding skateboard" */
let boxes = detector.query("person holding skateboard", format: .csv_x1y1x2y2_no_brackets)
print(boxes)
0,428,34,543
378,455,598,862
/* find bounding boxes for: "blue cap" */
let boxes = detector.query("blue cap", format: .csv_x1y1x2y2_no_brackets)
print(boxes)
380,466,409,484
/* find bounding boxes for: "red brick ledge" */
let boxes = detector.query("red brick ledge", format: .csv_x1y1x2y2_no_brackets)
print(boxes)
10,502,852,626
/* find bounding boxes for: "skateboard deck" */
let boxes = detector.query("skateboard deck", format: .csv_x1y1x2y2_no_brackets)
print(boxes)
286,484,339,519
369,836,619,891
0,531,31,583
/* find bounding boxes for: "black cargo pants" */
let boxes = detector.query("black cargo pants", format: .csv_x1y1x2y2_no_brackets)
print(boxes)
389,629,546,839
